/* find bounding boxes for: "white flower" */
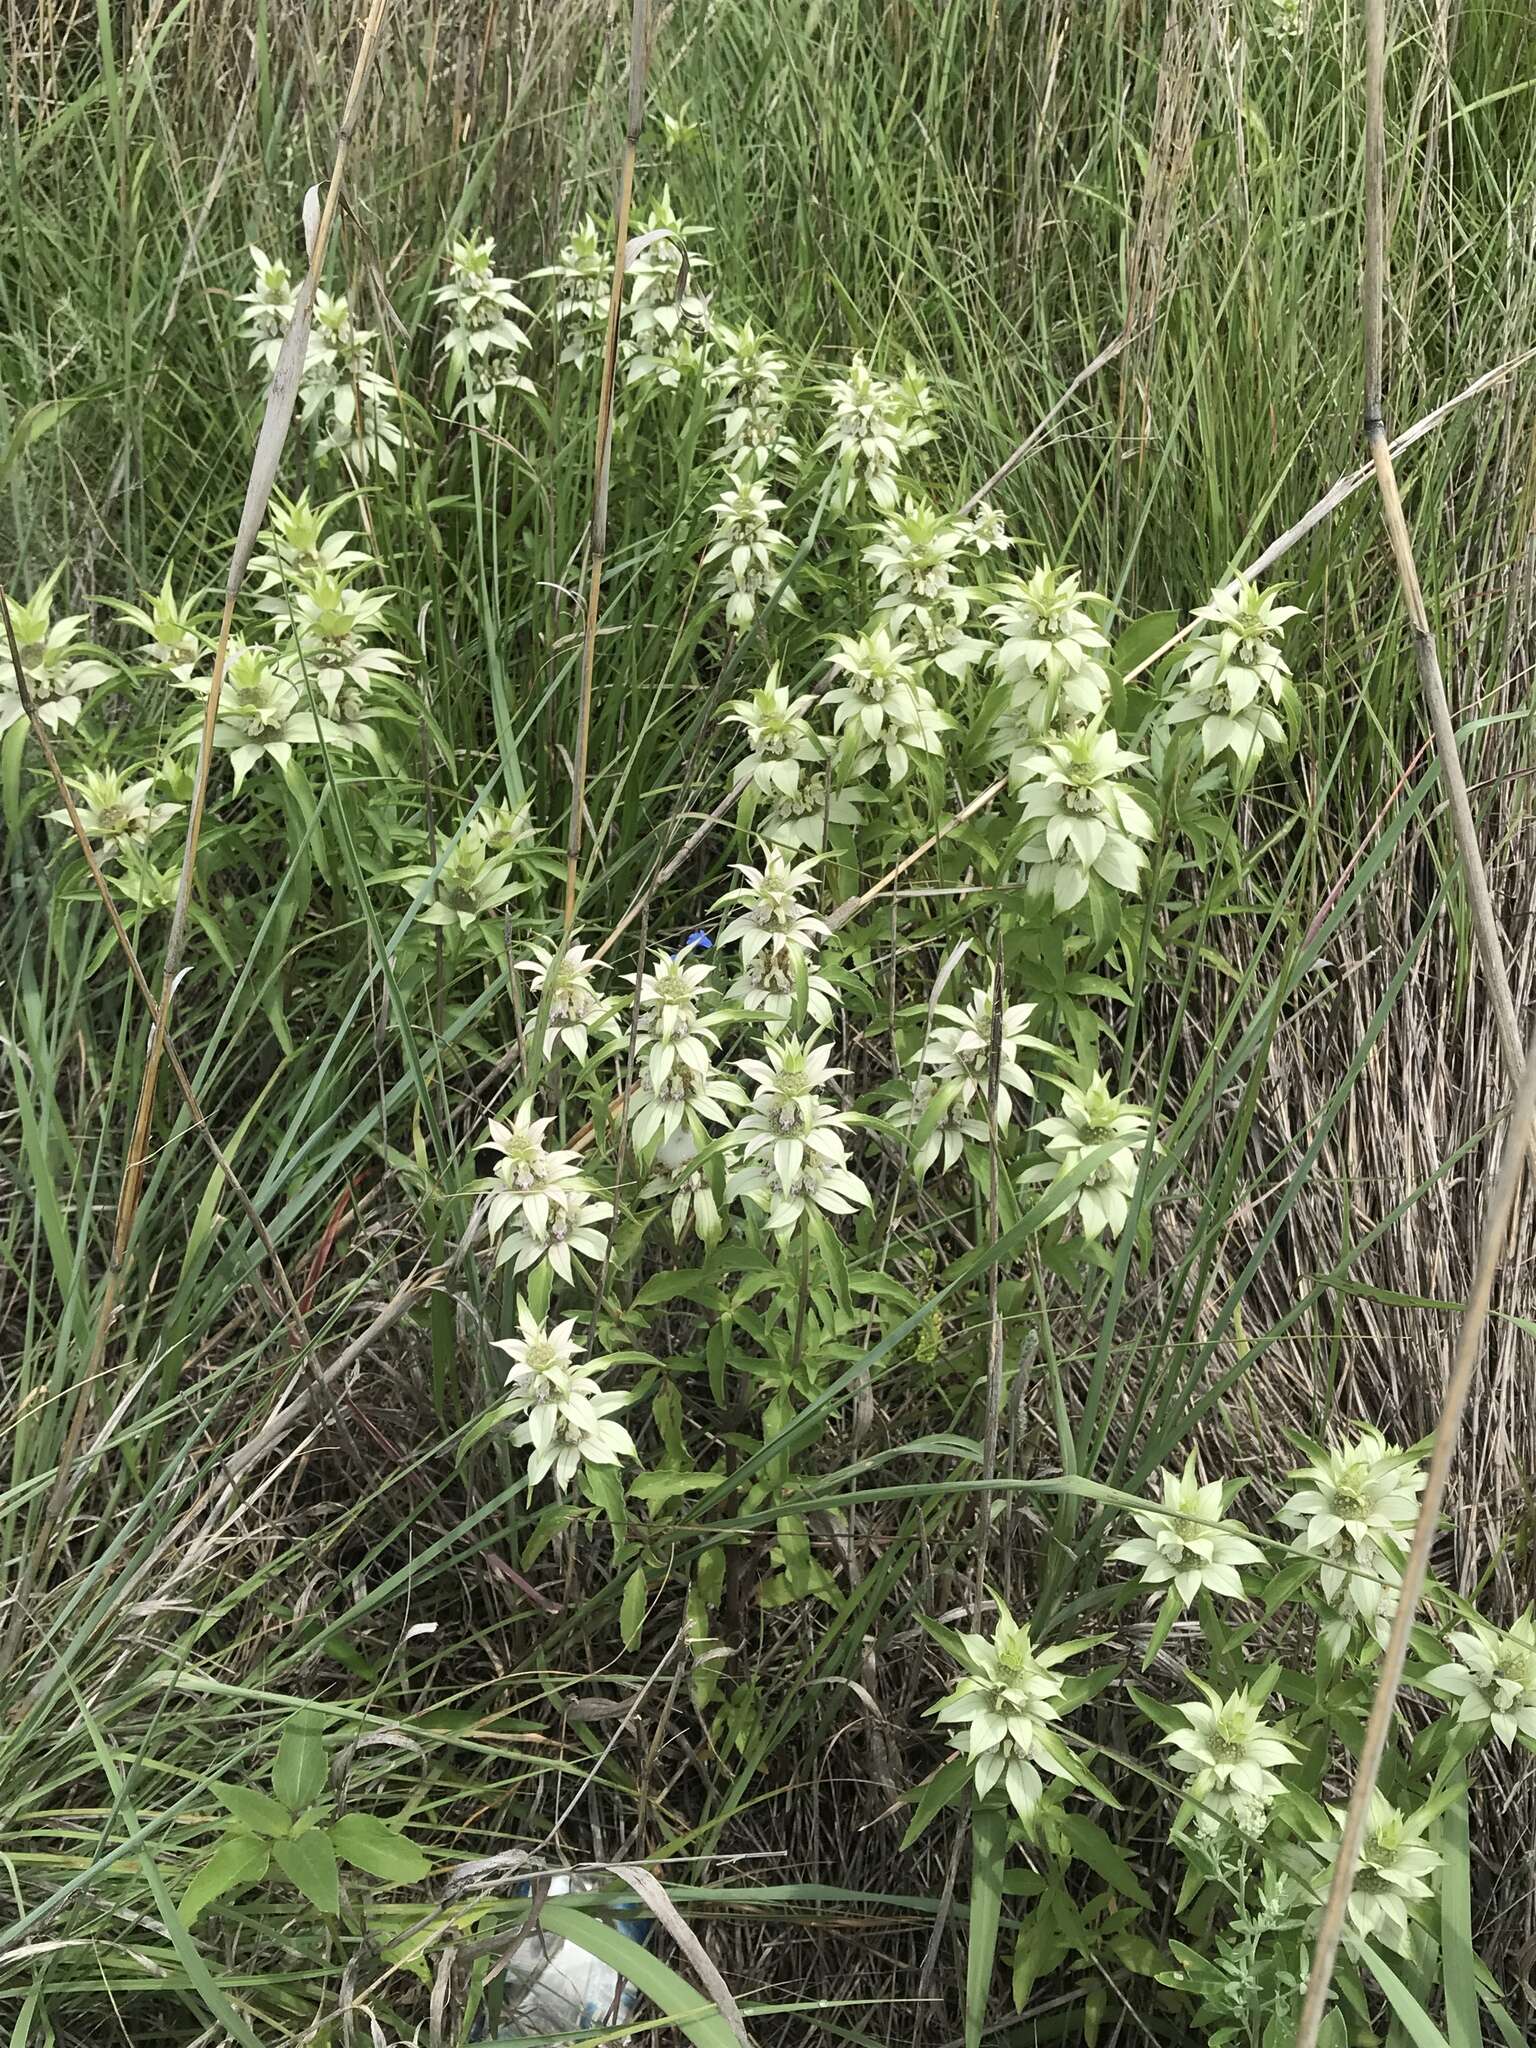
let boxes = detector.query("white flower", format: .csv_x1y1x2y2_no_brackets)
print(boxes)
929,1607,1087,1821
492,1301,634,1490
862,498,966,602
717,850,829,964
959,500,1014,557
273,573,404,716
401,826,520,932
825,625,953,784
642,1151,727,1246
0,571,113,734
112,568,204,679
1164,1683,1294,1837
480,1104,586,1236
760,768,866,853
1313,1795,1439,1956
1428,1612,1536,1748
1012,723,1155,913
491,1181,614,1284
703,477,794,628
433,230,535,419
205,643,308,788
727,1147,869,1234
1277,1427,1425,1640
531,215,610,368
1111,1458,1265,1607
1026,1071,1152,1240
296,291,406,477
880,592,991,683
988,564,1113,736
238,244,298,367
624,189,710,347
728,936,836,1031
816,355,910,509
725,673,825,799
1167,579,1301,776
623,953,729,1084
249,490,375,599
894,976,1050,1176
47,768,180,858
517,942,618,1062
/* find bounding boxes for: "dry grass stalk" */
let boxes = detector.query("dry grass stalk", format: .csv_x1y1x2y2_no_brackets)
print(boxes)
562,0,652,931
111,0,394,1289
1293,1,1529,2036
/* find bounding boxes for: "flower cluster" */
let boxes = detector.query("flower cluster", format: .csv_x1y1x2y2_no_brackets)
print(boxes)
892,972,1050,1177
1012,723,1156,914
1277,1427,1425,1652
1166,580,1300,777
1164,1683,1294,1839
400,823,522,933
1025,1070,1153,1239
433,230,535,420
930,1607,1089,1822
479,1106,613,1285
491,1302,633,1490
1,571,113,736
988,563,1114,744
717,849,836,1028
728,1034,869,1233
533,216,611,369
1111,1458,1265,1611
1428,1612,1536,1748
816,354,931,510
703,475,795,629
238,246,404,474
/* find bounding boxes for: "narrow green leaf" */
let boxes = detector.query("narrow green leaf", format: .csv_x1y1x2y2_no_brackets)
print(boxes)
1438,1774,1479,2048
621,1565,649,1649
965,1800,1007,2048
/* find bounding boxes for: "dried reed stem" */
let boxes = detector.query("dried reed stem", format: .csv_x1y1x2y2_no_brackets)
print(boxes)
562,0,651,931
110,0,392,1288
1294,3,1528,2037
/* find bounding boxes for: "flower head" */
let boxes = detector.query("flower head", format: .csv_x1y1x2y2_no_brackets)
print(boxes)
517,942,618,1061
433,230,535,418
1012,723,1155,913
929,1607,1085,1821
48,768,181,858
1428,1612,1536,1748
1111,1457,1265,1608
0,570,113,734
532,215,610,368
988,564,1113,736
491,1301,634,1490
1168,579,1301,776
491,1181,614,1285
403,826,520,932
1313,1795,1439,1955
726,672,824,799
1027,1070,1152,1240
1278,1427,1425,1640
1164,1682,1294,1837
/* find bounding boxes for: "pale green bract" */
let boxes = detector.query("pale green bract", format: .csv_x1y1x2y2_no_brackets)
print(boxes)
1166,578,1300,777
1312,1794,1439,1956
1163,1682,1295,1838
1427,1611,1536,1748
0,570,113,735
1277,1426,1424,1648
988,562,1114,737
1024,1069,1152,1239
491,1301,635,1491
48,767,181,858
1011,723,1156,913
1111,1457,1265,1608
929,1607,1088,1823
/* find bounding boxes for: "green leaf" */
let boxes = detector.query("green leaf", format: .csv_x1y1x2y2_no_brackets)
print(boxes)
1357,1942,1451,2048
539,1899,741,2048
213,1781,292,1836
273,1714,327,1811
329,1812,431,1884
965,1800,1007,2048
1054,1813,1152,1908
272,1829,340,1916
621,1565,648,1649
0,394,92,480
1438,1774,1479,2048
182,1834,270,1926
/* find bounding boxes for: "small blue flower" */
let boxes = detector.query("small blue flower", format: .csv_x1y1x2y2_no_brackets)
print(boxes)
683,929,713,952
